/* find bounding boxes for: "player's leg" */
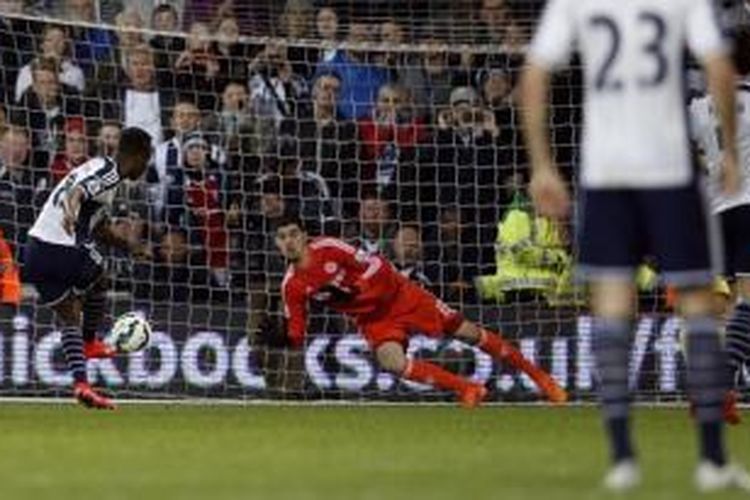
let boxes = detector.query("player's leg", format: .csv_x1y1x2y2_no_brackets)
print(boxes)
52,294,115,410
645,185,749,490
81,274,116,359
375,342,485,408
722,206,750,391
578,189,641,490
451,320,567,403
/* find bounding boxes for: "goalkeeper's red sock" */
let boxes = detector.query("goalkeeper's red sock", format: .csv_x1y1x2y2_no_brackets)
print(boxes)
478,329,568,404
402,359,485,407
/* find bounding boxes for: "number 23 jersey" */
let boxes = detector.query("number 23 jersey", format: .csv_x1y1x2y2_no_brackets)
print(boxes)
528,0,727,189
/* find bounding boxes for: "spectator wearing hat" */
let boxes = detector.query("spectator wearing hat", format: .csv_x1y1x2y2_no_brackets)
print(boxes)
164,131,230,292
49,116,89,185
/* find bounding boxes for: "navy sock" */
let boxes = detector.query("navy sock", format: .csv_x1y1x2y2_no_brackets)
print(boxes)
725,301,750,387
61,327,86,384
82,291,106,343
685,317,727,466
593,317,635,463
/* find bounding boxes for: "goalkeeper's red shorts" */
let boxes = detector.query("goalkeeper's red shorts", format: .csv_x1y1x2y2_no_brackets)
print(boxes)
357,281,464,349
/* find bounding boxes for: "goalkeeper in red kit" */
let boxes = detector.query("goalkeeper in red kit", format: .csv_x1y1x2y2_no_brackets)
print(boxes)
274,215,568,407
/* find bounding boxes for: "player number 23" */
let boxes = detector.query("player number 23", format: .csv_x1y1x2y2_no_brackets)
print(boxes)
590,11,668,92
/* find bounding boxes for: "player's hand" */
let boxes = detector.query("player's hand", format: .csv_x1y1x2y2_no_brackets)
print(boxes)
529,166,571,220
720,154,742,197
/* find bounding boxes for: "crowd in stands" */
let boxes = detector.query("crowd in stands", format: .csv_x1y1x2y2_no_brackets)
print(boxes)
0,0,584,326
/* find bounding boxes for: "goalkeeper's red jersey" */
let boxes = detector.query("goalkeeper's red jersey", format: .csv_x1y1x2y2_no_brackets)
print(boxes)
282,237,407,348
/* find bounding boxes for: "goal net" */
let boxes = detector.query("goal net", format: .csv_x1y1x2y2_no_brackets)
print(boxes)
0,0,744,402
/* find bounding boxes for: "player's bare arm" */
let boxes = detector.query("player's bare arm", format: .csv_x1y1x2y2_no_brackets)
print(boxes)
703,53,741,196
520,63,571,220
61,185,85,236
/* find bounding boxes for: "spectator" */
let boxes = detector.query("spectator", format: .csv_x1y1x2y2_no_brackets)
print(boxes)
345,191,397,256
202,80,266,163
424,206,490,306
134,229,211,303
62,0,115,74
174,21,221,111
421,85,506,229
95,119,121,156
14,24,85,103
87,44,171,146
316,6,340,63
150,99,227,218
10,57,82,171
376,17,407,76
278,71,357,220
477,0,510,44
478,66,525,167
315,20,389,121
391,223,431,287
93,6,147,86
184,0,255,34
358,83,427,210
248,42,309,128
280,0,318,80
398,37,458,120
150,3,186,89
213,14,254,84
49,116,88,185
0,126,43,261
165,131,229,292
0,1,29,102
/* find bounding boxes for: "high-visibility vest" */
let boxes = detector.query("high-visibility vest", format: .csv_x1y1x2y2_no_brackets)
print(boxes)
0,230,21,306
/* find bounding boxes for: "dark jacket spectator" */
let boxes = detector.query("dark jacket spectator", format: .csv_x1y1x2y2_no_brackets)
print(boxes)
149,3,187,90
9,57,82,171
0,126,44,261
278,72,357,219
84,44,173,146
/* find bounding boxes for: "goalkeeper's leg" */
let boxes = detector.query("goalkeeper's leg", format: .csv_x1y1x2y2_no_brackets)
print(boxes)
452,320,568,403
375,342,486,408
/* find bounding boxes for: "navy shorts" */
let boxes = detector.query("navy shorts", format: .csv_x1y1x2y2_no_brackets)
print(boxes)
719,204,750,278
22,237,105,306
577,183,718,286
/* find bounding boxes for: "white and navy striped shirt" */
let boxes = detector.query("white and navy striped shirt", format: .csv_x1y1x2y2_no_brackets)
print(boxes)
29,157,122,246
690,78,750,213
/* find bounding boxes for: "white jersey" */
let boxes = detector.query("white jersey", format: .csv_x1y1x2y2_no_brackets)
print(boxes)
29,157,122,247
689,81,750,213
529,0,727,189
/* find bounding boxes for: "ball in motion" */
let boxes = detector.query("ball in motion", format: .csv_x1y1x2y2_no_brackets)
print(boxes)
106,312,151,353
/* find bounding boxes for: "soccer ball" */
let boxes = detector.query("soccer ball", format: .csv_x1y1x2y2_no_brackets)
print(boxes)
106,312,151,353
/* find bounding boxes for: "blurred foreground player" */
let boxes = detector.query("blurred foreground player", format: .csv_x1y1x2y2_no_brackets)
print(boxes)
23,127,152,410
522,0,749,492
274,215,567,408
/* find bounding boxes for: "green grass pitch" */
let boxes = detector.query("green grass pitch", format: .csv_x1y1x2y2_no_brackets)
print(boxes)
0,404,748,500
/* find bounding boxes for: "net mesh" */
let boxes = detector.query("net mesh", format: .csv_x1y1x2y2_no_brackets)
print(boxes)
0,0,746,402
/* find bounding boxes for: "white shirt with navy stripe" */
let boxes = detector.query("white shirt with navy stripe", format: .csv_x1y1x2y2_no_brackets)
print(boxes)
529,0,727,189
690,79,750,213
29,157,122,247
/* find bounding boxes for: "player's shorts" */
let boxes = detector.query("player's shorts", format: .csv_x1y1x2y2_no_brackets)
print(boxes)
578,182,718,287
22,237,105,306
718,204,750,278
357,282,464,350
